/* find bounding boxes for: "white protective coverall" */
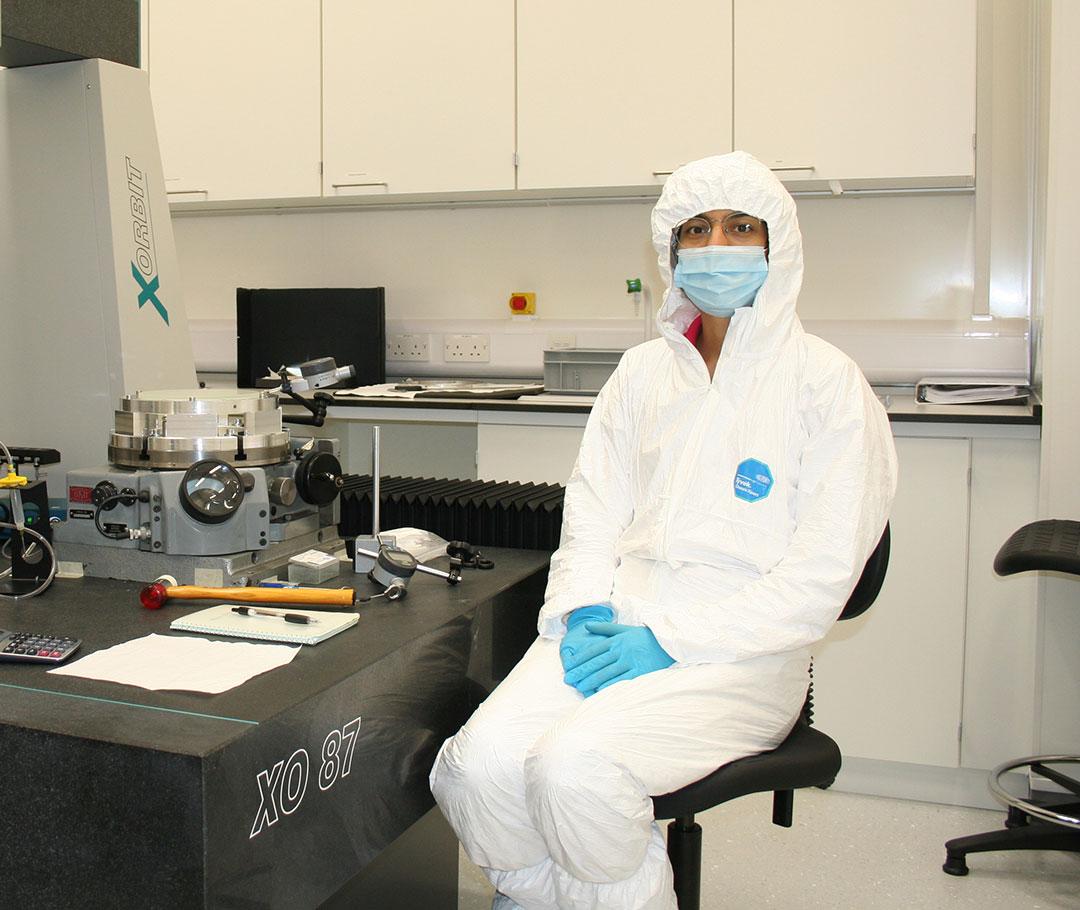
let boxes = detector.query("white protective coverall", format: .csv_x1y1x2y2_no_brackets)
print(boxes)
430,152,898,910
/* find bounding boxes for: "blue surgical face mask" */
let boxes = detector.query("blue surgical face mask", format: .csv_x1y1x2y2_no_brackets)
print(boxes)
673,246,768,317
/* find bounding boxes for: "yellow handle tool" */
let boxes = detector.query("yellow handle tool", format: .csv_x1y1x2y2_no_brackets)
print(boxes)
139,580,355,609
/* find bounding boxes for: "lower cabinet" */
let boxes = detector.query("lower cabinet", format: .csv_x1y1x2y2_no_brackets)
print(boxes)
476,422,586,485
814,436,972,767
478,422,1042,778
321,416,479,482
814,432,1040,774
321,407,1041,781
959,437,1040,770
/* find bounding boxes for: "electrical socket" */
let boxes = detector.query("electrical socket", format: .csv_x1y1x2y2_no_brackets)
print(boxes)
546,333,576,350
444,333,490,362
387,333,430,362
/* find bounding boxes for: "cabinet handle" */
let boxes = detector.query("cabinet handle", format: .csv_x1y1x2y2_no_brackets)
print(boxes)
331,181,389,189
654,166,815,177
166,189,209,195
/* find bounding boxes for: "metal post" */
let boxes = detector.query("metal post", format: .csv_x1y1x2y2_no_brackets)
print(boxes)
666,816,702,910
353,425,384,573
371,425,380,538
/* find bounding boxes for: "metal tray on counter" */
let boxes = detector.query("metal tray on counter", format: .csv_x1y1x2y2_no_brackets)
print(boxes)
382,380,544,399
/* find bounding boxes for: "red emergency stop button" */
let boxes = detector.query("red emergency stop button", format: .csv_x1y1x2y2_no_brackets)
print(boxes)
508,292,536,315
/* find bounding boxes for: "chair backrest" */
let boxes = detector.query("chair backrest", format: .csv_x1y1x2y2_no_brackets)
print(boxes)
839,523,891,621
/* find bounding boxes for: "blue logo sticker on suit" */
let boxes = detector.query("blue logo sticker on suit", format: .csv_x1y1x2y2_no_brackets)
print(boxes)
734,458,773,502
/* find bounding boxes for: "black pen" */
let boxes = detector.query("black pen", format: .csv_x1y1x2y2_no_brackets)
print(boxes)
231,606,313,625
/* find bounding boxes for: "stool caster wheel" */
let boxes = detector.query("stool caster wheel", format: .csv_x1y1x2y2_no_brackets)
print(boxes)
942,852,969,876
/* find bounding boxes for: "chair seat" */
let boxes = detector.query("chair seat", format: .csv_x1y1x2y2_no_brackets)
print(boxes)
994,519,1080,576
652,721,842,821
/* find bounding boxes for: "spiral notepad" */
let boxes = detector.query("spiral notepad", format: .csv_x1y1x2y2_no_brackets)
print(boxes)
170,604,358,646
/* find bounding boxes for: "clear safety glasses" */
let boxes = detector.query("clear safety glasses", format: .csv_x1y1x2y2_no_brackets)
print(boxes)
669,212,768,267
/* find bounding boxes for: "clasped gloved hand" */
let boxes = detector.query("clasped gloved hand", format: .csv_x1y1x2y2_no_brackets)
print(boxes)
562,621,675,697
559,605,615,674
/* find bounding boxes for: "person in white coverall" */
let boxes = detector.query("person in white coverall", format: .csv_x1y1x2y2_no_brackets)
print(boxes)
430,151,898,910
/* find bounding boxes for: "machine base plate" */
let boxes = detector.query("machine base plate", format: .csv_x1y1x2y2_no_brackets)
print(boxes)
55,529,344,586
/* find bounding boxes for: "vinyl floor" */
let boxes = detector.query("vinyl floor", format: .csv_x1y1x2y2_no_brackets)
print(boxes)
456,788,1080,909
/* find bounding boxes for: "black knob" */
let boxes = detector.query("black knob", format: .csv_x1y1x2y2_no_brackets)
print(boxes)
295,451,344,506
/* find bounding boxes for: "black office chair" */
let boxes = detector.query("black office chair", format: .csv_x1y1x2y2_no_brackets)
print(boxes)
942,519,1080,876
651,524,891,910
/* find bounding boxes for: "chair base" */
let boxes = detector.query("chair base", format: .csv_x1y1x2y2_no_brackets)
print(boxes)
667,817,702,910
988,755,1080,828
943,806,1080,876
943,753,1080,876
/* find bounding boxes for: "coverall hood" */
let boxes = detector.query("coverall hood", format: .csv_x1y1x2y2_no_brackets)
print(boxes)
651,152,803,357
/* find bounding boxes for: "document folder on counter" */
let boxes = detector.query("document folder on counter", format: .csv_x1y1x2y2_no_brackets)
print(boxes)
915,377,1030,405
170,604,358,646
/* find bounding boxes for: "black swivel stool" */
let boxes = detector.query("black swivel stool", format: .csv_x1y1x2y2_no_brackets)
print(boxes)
943,519,1080,876
652,525,891,910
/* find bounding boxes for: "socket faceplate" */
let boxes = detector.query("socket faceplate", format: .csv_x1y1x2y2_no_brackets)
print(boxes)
444,334,490,362
387,333,430,361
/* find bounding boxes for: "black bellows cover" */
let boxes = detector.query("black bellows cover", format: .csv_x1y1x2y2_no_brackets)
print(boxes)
338,476,566,552
236,287,385,388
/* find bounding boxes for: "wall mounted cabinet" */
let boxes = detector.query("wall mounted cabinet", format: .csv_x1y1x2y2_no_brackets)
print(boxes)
515,0,734,190
321,0,515,196
150,0,979,205
147,0,322,202
733,0,977,185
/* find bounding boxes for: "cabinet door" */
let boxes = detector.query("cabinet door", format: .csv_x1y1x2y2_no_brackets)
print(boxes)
477,424,584,485
960,437,1039,769
517,0,733,190
325,419,479,482
734,0,976,182
813,436,971,767
322,0,514,196
148,0,321,201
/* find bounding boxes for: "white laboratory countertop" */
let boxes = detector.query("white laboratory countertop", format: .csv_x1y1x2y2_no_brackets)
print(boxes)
307,385,1041,428
200,370,1039,427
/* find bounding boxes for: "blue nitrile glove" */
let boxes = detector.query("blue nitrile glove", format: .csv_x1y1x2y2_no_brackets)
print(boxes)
562,622,675,696
559,605,614,675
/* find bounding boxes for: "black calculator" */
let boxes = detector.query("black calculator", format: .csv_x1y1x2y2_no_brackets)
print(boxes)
0,630,81,664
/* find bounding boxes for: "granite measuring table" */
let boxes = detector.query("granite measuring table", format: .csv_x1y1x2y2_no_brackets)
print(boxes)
0,548,550,909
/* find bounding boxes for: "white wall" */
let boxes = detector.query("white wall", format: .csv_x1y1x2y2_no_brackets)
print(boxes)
176,184,1043,385
173,193,979,324
174,192,1017,384
1035,0,1080,756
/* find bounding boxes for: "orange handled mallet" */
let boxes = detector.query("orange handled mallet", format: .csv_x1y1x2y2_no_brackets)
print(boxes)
139,574,355,610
